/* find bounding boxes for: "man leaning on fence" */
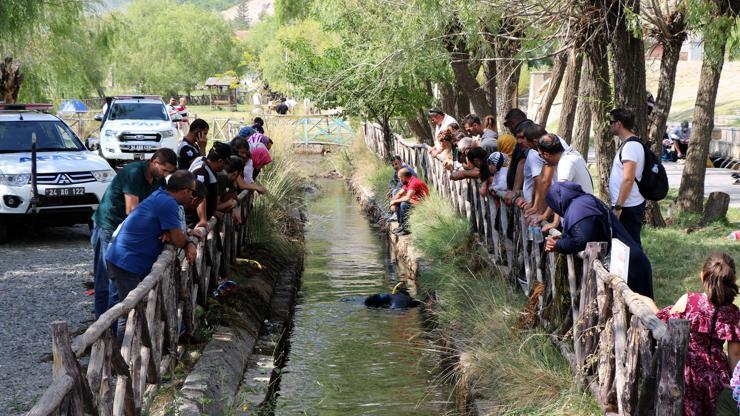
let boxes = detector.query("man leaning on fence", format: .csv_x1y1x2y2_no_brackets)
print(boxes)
91,149,177,319
105,170,198,344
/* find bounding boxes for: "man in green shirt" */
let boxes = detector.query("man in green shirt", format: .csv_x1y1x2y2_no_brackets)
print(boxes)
91,149,177,318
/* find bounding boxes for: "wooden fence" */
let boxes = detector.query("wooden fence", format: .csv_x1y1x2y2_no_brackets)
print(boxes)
364,123,690,415
26,191,253,416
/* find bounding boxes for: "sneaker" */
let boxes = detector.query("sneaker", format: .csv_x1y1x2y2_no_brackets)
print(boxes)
393,226,410,235
385,213,398,222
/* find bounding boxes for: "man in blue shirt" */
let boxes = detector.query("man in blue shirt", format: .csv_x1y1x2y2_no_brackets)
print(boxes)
105,170,198,342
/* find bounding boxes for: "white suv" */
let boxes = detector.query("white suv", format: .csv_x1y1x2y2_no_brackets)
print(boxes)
97,96,180,165
0,104,115,243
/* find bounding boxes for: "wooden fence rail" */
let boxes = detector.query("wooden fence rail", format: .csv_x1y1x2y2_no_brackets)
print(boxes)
363,123,689,415
27,191,253,416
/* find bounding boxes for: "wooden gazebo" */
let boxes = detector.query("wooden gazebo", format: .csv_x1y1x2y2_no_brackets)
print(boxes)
205,76,238,111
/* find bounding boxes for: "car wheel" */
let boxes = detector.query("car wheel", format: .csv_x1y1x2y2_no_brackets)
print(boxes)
0,221,8,244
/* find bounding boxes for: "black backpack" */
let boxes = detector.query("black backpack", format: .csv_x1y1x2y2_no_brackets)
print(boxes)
619,136,669,201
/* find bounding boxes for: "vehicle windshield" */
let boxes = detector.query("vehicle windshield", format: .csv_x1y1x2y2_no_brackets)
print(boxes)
0,121,85,153
108,102,168,121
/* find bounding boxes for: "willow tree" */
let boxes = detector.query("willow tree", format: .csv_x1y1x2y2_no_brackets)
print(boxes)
0,0,110,101
677,0,740,213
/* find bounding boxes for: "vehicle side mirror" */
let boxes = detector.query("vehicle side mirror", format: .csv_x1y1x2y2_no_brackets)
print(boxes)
171,114,182,122
85,137,100,151
94,113,103,121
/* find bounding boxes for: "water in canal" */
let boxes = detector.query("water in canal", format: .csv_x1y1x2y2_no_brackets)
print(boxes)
274,179,442,415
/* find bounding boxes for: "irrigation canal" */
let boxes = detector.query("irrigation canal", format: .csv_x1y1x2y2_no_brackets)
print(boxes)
272,179,443,414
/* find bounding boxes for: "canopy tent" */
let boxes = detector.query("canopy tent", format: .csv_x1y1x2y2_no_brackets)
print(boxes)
58,99,89,114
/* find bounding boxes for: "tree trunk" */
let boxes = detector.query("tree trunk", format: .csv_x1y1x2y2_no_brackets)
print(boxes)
644,18,685,227
406,108,434,146
495,18,522,127
610,0,648,137
557,48,583,143
454,83,471,121
588,42,615,203
448,51,490,117
677,35,728,213
483,55,498,126
572,58,592,158
438,82,456,118
647,17,686,151
699,192,730,226
0,56,23,104
535,51,567,126
380,116,394,162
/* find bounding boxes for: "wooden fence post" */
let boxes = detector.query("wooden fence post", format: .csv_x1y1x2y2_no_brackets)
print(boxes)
51,321,97,415
575,242,608,388
656,319,690,416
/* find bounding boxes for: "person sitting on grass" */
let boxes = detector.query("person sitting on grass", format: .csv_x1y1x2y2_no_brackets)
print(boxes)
639,253,740,416
543,181,653,298
389,168,429,235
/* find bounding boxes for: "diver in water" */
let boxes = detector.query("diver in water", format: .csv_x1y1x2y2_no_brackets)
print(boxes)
364,282,421,309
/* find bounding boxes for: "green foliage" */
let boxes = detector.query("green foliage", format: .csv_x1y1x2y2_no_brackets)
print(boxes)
276,0,313,23
177,0,242,11
0,0,112,101
258,18,340,93
407,191,470,263
108,0,241,96
686,0,738,67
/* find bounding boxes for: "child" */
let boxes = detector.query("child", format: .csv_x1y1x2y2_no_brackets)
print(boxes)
641,253,740,415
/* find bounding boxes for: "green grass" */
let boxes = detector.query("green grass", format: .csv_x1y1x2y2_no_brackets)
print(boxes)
643,189,740,307
404,189,599,414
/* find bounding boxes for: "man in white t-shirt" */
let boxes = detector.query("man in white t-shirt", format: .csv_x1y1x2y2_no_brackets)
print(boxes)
515,124,547,210
538,134,593,194
608,108,646,246
428,107,458,149
537,134,594,231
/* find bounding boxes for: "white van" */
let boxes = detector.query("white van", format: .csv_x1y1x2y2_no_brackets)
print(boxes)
97,96,180,165
0,104,115,242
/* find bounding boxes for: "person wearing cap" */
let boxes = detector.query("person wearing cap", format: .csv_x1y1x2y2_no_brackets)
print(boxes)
486,151,510,194
670,120,691,159
428,107,458,150
237,125,256,140
189,142,233,227
463,114,498,153
105,170,198,343
178,118,209,170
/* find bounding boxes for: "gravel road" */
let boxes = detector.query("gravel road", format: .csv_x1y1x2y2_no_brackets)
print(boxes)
0,225,94,415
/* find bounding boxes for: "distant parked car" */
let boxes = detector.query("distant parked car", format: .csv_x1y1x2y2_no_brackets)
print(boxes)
96,95,181,166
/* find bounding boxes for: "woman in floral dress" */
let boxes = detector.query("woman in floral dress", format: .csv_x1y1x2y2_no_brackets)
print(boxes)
642,253,740,415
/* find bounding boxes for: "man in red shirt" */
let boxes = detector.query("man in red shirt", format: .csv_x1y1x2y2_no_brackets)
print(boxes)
389,168,429,235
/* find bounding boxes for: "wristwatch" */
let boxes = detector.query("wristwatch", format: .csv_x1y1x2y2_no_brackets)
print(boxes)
612,204,623,210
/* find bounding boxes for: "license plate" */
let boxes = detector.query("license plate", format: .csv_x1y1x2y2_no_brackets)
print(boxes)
134,153,145,160
45,187,84,197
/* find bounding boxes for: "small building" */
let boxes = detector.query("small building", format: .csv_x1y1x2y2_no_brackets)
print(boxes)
205,76,238,111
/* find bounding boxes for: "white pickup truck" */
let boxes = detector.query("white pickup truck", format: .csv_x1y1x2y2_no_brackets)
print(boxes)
96,96,180,166
0,104,115,243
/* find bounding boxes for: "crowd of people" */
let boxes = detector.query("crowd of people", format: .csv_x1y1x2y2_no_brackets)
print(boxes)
383,106,740,415
91,117,272,342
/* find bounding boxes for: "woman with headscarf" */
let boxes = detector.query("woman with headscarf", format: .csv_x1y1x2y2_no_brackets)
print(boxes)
246,142,272,181
544,181,653,298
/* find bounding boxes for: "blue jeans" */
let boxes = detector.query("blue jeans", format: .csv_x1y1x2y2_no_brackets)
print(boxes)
620,202,645,248
397,201,411,227
107,261,147,345
91,224,117,318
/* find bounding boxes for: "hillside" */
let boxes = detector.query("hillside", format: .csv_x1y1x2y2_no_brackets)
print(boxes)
221,0,275,23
